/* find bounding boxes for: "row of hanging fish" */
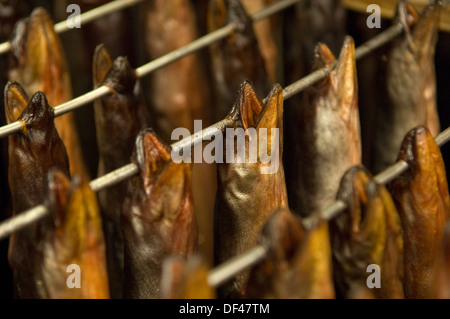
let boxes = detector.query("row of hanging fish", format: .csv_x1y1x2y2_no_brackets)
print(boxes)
0,0,449,299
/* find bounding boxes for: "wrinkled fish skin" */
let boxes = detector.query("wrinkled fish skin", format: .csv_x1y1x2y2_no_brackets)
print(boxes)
287,36,361,217
371,0,442,174
246,209,335,299
208,0,271,121
40,170,109,299
331,166,404,299
122,129,197,299
145,0,212,141
8,7,88,178
4,83,70,298
161,255,215,299
93,44,149,299
214,82,288,298
389,125,450,299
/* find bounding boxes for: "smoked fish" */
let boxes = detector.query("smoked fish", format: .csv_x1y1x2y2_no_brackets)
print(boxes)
331,166,404,299
161,255,215,299
208,0,271,121
143,0,217,266
389,125,450,299
246,209,335,299
122,129,197,299
93,44,149,298
8,7,88,177
287,36,361,217
371,0,442,173
40,170,109,299
214,82,288,298
5,82,70,298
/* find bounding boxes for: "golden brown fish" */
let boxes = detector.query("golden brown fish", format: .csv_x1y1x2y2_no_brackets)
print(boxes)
40,170,109,299
287,36,361,217
8,7,88,178
4,82,70,298
144,0,216,265
208,0,271,121
214,82,288,298
160,255,215,299
122,129,197,299
330,166,404,299
389,125,450,299
246,209,335,299
92,44,149,299
371,0,442,173
437,223,450,299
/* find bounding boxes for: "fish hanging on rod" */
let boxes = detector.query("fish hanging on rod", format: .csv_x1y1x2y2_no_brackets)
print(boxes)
214,82,288,298
39,170,109,299
208,0,271,121
92,44,150,299
371,0,442,174
121,129,197,299
286,36,361,218
8,7,89,178
389,125,450,299
245,209,335,299
4,82,70,298
330,166,404,299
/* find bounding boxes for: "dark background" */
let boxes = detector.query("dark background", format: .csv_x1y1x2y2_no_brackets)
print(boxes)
0,1,449,299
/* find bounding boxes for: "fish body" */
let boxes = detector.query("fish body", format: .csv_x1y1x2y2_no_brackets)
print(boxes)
371,0,442,173
122,130,197,299
214,82,288,298
8,7,88,177
389,126,450,298
287,36,361,217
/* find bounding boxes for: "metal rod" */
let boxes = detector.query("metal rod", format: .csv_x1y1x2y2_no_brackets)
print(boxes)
54,86,112,117
207,245,268,288
53,0,145,34
89,163,139,192
0,205,47,241
0,121,24,139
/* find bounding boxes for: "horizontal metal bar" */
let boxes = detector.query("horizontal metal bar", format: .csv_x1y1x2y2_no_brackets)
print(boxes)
0,121,23,139
0,205,48,241
54,85,112,117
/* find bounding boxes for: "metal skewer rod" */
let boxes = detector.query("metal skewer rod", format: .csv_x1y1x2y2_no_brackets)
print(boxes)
0,18,411,241
0,0,145,56
0,0,300,139
207,125,450,288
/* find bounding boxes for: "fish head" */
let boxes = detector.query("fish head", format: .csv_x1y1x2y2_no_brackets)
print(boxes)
102,56,137,94
4,80,28,125
18,91,55,135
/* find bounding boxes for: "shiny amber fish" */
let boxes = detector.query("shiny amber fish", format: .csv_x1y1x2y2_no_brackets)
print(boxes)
214,82,288,298
389,126,450,299
160,255,215,299
93,44,149,298
331,166,404,299
371,0,442,173
208,0,271,121
287,36,361,217
40,170,109,299
8,7,88,177
122,129,197,299
246,209,335,299
4,82,70,298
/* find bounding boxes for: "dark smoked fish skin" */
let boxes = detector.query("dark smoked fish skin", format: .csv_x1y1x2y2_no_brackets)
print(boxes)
4,83,70,298
214,82,288,298
93,44,149,299
246,209,335,299
287,36,361,217
371,0,442,174
40,170,110,299
122,130,197,299
8,7,88,178
331,167,404,299
389,126,450,299
208,0,271,121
